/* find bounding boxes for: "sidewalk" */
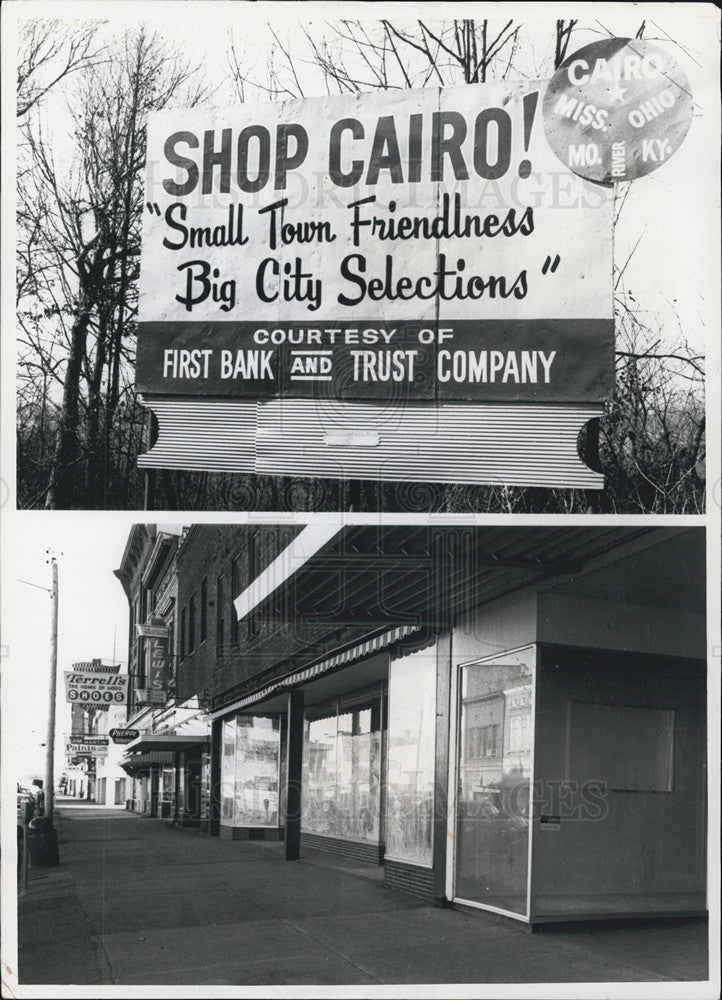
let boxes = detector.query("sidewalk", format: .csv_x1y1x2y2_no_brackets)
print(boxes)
16,803,709,989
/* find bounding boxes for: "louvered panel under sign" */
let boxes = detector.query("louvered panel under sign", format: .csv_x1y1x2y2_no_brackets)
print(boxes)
257,400,602,487
138,397,602,488
137,398,257,472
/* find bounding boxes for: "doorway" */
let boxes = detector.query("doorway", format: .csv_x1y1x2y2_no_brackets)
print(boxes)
447,646,536,920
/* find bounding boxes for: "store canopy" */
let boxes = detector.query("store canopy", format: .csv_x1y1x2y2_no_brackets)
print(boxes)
234,525,666,629
208,526,696,714
121,732,209,772
120,750,175,774
127,733,209,752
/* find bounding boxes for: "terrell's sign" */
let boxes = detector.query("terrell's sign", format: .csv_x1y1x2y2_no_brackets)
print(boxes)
64,670,129,705
137,82,613,487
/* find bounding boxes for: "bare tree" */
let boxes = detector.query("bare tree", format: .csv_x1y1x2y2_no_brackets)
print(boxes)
228,17,521,100
17,25,213,508
554,19,578,69
17,19,105,119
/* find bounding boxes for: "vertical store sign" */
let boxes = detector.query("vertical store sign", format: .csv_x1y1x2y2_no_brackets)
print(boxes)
137,82,613,487
148,633,169,698
136,619,170,704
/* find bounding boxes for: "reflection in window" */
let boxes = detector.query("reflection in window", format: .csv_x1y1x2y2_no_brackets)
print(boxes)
466,723,501,760
234,716,281,826
303,711,336,836
386,649,436,867
302,693,382,844
219,714,281,827
220,719,235,822
455,654,534,916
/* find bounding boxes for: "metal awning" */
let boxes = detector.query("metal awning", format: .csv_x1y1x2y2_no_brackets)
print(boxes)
125,733,209,753
207,526,685,715
210,623,425,720
233,525,663,629
121,733,210,771
120,750,174,773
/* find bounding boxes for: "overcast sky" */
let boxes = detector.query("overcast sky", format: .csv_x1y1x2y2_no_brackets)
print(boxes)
3,516,137,783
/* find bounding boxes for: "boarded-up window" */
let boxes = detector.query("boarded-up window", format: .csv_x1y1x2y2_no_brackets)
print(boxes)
568,702,674,792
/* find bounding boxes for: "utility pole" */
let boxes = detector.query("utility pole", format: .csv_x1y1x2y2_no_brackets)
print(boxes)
17,555,60,865
45,555,59,826
33,553,60,865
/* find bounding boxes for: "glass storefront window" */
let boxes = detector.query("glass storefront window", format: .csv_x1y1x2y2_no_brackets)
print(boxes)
220,714,282,828
220,718,236,823
161,766,175,819
337,705,381,842
386,648,436,867
234,716,281,826
302,690,383,844
200,752,211,820
303,710,338,837
454,647,535,917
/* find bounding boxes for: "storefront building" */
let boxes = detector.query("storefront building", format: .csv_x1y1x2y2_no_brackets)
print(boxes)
115,524,210,825
192,524,707,925
117,523,707,926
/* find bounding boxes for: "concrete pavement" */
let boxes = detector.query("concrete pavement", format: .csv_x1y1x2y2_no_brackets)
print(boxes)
13,802,711,991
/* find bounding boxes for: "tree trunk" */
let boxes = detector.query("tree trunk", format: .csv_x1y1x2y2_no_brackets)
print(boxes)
45,303,93,508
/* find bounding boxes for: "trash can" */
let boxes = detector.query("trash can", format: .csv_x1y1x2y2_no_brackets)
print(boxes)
28,816,60,867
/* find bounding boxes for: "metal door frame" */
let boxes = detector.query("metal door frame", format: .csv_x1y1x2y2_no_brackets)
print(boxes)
445,644,537,923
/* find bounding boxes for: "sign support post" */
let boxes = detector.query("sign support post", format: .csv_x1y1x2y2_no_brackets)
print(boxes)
143,410,158,511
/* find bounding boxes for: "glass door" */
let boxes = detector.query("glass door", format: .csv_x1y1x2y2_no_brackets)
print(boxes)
451,647,535,919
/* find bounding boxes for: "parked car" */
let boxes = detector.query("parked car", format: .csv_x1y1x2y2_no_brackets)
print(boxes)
17,786,36,831
17,779,44,827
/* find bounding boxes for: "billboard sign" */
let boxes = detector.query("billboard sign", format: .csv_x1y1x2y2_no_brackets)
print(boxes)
64,670,129,705
138,82,614,487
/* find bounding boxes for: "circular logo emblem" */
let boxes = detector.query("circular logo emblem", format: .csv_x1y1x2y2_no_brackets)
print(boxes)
542,38,693,183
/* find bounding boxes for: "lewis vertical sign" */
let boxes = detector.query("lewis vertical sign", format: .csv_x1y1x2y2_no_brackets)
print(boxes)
136,619,170,705
137,82,613,488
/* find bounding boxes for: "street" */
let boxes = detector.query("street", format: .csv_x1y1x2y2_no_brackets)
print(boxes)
15,801,708,989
